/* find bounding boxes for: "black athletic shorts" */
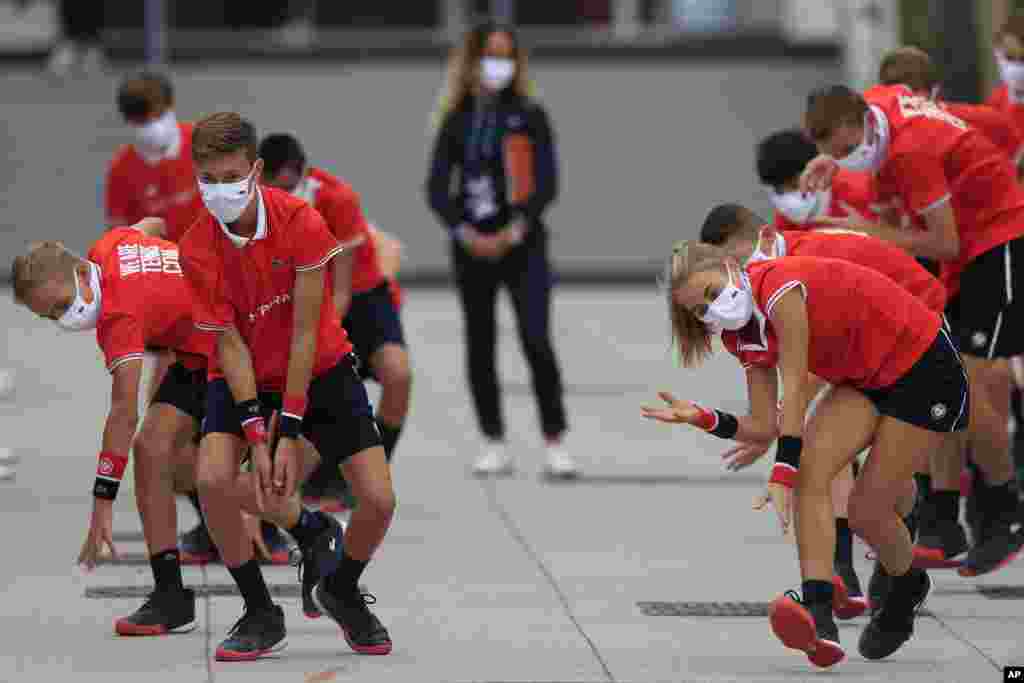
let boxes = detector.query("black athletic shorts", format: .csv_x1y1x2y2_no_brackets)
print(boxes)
150,361,207,422
202,354,382,468
861,327,969,433
343,281,406,382
944,236,1024,359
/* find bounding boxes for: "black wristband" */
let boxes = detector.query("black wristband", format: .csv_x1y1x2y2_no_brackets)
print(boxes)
93,478,119,500
238,398,263,423
709,410,739,439
278,413,302,439
775,435,803,470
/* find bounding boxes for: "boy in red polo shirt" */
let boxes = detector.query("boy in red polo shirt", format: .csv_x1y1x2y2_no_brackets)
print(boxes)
179,113,395,661
257,132,412,511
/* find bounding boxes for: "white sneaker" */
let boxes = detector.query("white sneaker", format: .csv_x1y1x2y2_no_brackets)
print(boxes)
78,45,106,74
472,441,515,476
46,41,77,77
544,445,579,479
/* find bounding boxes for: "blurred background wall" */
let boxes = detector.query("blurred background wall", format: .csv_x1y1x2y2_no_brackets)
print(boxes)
0,0,1016,282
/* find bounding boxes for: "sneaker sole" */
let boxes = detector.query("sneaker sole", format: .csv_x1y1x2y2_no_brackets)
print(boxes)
115,618,197,637
958,540,1023,577
311,586,392,656
214,638,287,661
831,575,867,620
912,546,965,569
768,596,845,668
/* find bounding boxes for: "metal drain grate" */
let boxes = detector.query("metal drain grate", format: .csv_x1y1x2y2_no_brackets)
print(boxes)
639,601,772,617
98,552,292,566
638,601,939,617
977,585,1024,600
86,583,366,599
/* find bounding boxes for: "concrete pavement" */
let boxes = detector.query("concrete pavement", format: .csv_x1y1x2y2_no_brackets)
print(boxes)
1,288,1020,682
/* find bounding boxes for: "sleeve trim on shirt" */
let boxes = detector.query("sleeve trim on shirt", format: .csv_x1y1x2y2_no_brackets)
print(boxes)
195,322,229,333
107,353,145,373
917,193,952,215
295,243,345,272
766,280,807,319
339,236,366,249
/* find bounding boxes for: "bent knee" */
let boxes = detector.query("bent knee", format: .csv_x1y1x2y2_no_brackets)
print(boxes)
362,487,397,523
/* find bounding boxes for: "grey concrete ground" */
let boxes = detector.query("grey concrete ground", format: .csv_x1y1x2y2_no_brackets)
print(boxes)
1,287,1021,683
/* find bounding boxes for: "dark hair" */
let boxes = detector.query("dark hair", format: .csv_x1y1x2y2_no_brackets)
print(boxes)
192,112,259,165
699,204,759,246
804,85,868,142
999,12,1024,43
258,133,306,180
116,72,174,122
756,128,819,188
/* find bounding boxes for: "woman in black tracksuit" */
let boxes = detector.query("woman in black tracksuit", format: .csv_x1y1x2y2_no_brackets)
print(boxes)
426,22,576,478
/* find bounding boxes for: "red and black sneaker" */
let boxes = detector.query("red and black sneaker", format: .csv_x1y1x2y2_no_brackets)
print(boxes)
769,590,844,668
914,517,968,569
179,522,218,565
313,585,392,655
832,566,868,620
215,605,287,661
115,588,196,636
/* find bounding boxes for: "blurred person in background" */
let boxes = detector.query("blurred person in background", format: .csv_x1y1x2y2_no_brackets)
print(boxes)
43,0,105,76
426,22,575,479
260,132,412,512
107,71,292,565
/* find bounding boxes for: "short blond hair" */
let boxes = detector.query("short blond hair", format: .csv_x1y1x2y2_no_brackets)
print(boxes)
879,46,938,93
663,240,730,368
11,241,80,306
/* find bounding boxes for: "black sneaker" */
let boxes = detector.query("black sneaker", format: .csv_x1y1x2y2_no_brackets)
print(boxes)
832,564,868,620
959,516,1024,577
179,521,218,564
914,517,969,568
769,590,844,668
867,560,891,615
115,588,196,636
214,605,287,661
858,568,930,660
294,513,346,619
313,585,393,655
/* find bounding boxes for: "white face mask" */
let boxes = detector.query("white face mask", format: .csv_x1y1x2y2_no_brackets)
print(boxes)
57,262,102,332
835,107,889,173
747,232,787,265
996,52,1024,103
198,167,256,225
480,57,515,92
701,267,754,331
133,110,179,162
769,188,831,225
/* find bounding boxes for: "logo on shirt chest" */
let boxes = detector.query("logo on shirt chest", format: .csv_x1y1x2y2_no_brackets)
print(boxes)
248,292,292,323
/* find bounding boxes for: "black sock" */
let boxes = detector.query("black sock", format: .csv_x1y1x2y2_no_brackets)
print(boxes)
802,578,834,607
187,491,204,523
150,548,184,592
983,480,1019,516
913,473,932,501
288,508,329,548
377,420,403,463
927,490,961,524
227,559,274,612
890,566,928,599
326,550,368,599
834,518,853,566
903,510,919,542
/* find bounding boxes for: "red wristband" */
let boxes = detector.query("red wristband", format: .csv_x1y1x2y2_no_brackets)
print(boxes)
242,416,268,445
691,402,718,431
97,451,129,481
282,394,308,421
769,463,797,489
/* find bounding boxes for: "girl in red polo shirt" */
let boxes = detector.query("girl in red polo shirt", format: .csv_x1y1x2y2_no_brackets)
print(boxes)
643,242,968,668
